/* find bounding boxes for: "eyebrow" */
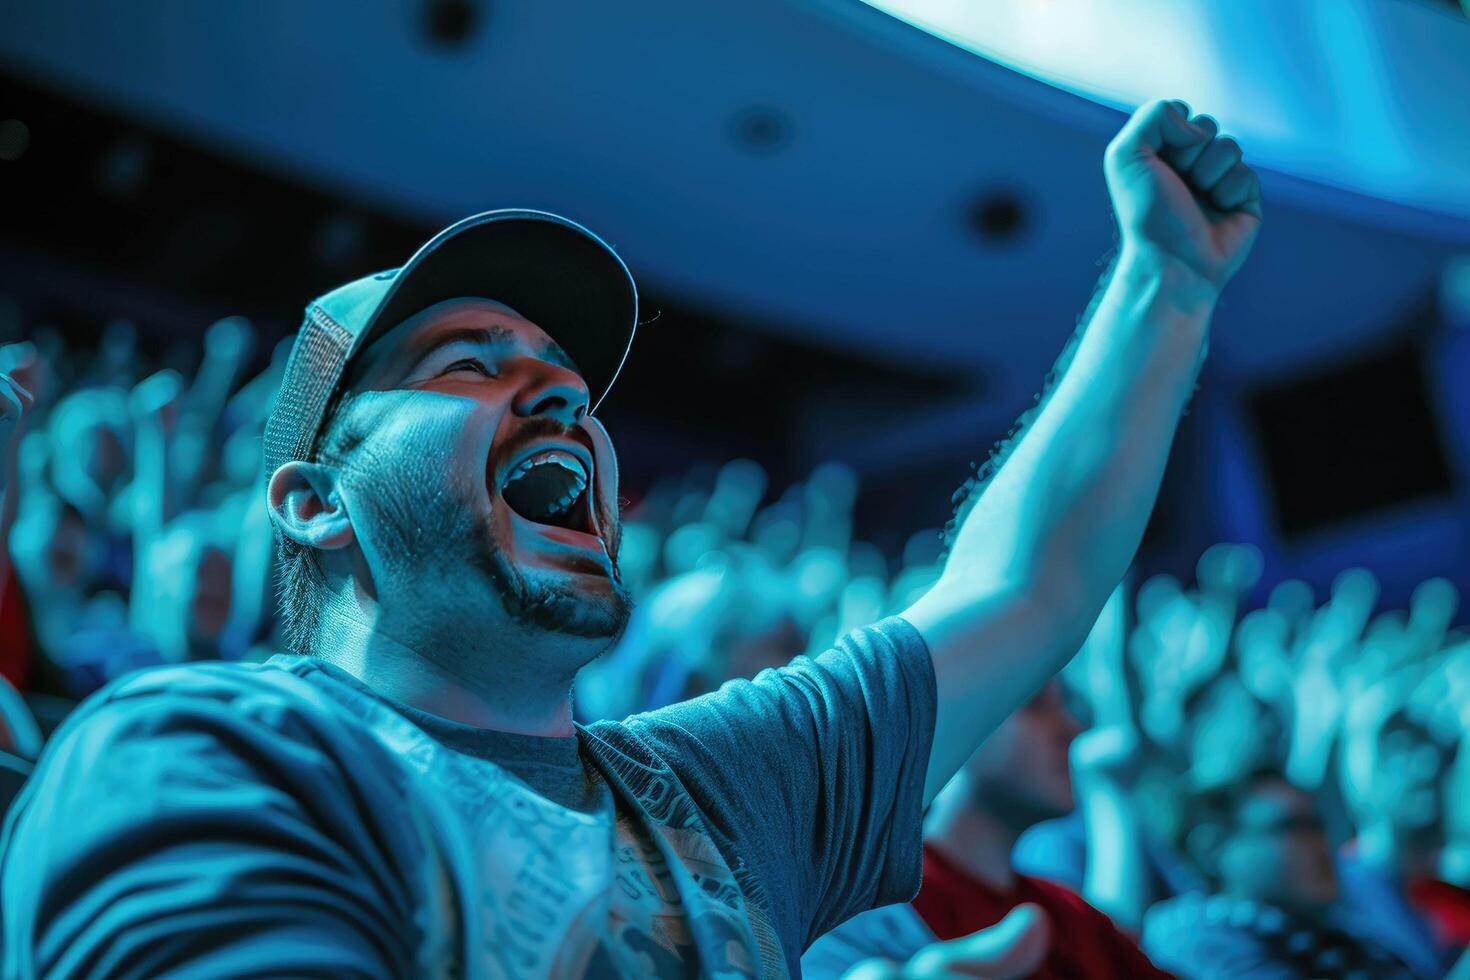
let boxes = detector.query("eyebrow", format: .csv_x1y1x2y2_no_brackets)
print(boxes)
403,325,578,375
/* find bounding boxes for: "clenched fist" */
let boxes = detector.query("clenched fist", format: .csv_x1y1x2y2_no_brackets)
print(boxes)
1105,99,1263,294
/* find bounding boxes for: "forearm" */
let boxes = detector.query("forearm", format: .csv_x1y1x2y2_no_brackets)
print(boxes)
906,248,1216,798
957,247,1213,618
901,98,1260,800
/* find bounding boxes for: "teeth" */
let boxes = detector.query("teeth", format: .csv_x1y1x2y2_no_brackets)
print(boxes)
503,449,589,489
500,447,591,523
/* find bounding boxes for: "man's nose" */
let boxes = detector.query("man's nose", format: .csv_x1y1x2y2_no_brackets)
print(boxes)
511,358,590,426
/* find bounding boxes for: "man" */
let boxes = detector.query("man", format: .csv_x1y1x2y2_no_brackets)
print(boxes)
1,98,1260,977
802,681,1175,979
1142,770,1416,979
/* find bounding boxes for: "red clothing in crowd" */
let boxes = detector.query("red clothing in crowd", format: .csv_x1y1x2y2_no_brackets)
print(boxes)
911,844,1176,980
0,573,33,691
1408,876,1470,949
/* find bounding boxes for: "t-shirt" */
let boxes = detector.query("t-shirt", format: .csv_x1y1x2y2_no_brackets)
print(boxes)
0,618,937,979
1142,892,1417,980
801,844,1174,980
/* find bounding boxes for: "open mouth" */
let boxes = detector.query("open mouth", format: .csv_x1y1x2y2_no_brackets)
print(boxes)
498,446,598,538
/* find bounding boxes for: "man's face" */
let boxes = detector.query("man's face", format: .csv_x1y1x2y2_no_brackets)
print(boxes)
967,679,1082,827
1220,778,1338,911
327,297,630,651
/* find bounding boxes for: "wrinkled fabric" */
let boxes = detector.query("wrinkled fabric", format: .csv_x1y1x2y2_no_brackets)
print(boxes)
2,617,935,979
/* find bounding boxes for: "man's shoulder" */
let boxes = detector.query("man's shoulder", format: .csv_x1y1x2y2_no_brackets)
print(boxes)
53,656,375,761
104,655,315,703
2,658,441,979
14,657,409,847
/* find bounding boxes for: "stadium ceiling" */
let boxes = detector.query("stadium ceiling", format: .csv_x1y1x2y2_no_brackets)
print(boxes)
3,0,1469,411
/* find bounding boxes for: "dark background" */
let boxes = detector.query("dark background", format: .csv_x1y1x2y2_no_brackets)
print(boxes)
3,0,1469,606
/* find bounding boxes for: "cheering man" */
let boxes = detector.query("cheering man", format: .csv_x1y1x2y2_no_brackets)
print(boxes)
2,99,1260,978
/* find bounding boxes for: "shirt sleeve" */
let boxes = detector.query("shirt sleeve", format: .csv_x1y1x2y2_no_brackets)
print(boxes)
622,617,937,950
0,667,438,979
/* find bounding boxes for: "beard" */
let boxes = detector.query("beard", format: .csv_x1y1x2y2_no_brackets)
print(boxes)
476,537,632,640
343,431,632,643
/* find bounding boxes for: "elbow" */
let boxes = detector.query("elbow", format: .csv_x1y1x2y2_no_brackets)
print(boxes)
913,553,1109,663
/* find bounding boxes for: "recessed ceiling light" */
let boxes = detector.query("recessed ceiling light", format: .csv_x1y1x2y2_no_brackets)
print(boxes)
730,106,793,154
966,188,1030,244
423,0,481,49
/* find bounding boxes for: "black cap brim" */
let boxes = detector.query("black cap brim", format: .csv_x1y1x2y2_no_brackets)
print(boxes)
356,209,638,413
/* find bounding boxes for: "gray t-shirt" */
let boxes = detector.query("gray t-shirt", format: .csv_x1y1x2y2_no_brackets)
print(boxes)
1,618,936,978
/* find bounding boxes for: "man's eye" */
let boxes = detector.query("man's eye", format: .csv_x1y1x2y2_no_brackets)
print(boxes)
440,358,494,378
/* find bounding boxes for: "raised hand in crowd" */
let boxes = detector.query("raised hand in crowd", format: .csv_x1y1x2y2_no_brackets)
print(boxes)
841,905,1051,980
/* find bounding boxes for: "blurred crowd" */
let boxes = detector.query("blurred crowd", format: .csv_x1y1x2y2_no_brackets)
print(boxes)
0,318,286,703
2,318,1469,978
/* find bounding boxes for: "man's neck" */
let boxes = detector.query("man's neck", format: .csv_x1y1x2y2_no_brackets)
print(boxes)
313,600,578,737
924,783,1024,892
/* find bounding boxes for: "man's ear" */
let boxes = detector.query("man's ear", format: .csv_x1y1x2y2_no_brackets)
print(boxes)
267,460,355,551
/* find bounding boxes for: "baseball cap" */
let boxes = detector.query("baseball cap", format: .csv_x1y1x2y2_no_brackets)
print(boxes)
262,208,638,478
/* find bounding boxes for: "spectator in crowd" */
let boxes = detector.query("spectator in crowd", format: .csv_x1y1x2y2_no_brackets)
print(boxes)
1016,555,1464,977
802,680,1175,979
0,316,276,698
1142,769,1417,979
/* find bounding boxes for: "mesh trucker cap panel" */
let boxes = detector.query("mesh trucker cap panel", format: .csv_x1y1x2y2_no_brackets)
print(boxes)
314,271,397,344
262,306,355,475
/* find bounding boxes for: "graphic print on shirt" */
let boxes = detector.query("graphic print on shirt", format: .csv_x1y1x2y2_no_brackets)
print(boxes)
336,680,767,978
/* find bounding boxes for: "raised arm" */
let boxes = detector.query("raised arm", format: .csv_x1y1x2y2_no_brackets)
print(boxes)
174,316,256,504
903,99,1262,801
